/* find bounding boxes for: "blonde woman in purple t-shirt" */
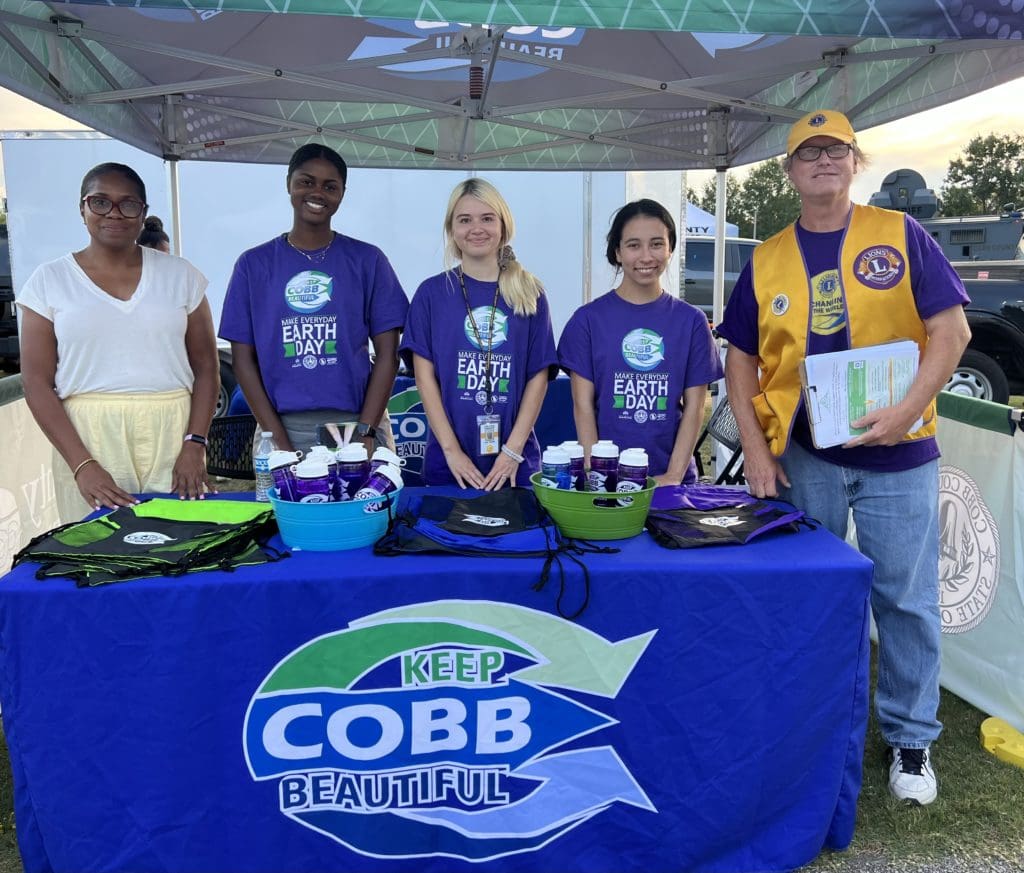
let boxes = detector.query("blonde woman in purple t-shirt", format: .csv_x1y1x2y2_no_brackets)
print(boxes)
401,179,558,490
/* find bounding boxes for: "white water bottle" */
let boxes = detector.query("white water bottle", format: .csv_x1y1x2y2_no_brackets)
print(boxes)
253,431,278,502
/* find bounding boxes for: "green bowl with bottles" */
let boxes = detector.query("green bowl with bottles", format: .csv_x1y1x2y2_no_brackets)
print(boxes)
530,473,656,540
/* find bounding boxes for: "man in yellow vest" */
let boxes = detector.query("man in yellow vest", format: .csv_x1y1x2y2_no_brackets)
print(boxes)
718,109,971,806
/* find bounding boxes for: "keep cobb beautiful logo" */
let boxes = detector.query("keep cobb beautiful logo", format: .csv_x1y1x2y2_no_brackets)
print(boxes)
243,601,656,861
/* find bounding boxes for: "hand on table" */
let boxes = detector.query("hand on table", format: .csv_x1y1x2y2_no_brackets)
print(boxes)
481,452,519,491
443,447,486,490
743,446,790,499
172,442,216,500
76,463,139,511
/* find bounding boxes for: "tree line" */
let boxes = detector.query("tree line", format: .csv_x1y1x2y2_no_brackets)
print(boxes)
690,132,1024,240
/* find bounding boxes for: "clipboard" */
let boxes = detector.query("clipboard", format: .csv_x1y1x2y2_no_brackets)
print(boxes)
799,340,922,449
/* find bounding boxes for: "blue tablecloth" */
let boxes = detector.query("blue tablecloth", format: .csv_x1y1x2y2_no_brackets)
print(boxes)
0,492,872,873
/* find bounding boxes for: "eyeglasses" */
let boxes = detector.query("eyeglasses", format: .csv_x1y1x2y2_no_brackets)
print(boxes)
793,143,853,162
81,195,147,219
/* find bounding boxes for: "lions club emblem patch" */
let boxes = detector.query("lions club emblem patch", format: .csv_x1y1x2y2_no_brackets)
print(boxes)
854,245,905,290
771,294,789,316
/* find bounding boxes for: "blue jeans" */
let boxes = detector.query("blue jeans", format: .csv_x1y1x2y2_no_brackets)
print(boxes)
780,441,942,749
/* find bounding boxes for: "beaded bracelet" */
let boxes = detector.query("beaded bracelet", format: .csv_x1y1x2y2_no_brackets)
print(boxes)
72,457,98,479
500,444,525,464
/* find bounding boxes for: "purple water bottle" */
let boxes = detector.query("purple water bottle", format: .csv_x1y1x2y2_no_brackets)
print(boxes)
268,450,301,501
336,443,371,501
292,456,332,503
587,440,619,494
353,463,403,513
370,446,405,473
560,441,586,491
308,446,341,501
616,447,649,507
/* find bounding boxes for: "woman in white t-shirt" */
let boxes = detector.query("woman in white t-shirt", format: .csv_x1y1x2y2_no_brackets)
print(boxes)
18,162,219,520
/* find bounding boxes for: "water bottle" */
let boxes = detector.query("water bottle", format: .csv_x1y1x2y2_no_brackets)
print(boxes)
292,456,333,503
268,449,301,502
587,440,619,494
336,443,371,501
253,431,277,502
560,441,586,491
540,446,572,489
616,447,649,507
354,462,404,513
308,445,342,501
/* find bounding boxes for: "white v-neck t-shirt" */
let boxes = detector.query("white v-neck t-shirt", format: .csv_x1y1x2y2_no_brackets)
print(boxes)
17,247,209,398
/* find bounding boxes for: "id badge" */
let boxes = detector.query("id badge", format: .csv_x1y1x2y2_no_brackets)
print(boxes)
477,414,501,456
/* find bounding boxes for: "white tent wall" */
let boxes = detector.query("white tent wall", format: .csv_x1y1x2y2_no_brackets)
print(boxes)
1,133,642,338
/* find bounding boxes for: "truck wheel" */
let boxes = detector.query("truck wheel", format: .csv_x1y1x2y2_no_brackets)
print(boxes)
944,349,1009,404
216,360,238,418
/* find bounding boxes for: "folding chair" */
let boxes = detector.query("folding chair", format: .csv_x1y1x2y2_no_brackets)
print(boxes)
694,397,745,485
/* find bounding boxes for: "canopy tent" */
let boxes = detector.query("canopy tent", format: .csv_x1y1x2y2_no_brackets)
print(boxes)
686,203,738,238
0,1,1023,173
2,0,1023,321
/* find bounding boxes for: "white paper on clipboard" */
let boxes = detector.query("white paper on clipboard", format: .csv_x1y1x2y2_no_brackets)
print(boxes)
799,340,923,449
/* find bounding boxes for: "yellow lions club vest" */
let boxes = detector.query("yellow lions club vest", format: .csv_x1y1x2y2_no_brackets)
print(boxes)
750,204,935,456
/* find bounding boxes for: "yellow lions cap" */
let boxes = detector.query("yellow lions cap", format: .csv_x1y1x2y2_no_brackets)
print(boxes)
786,110,856,156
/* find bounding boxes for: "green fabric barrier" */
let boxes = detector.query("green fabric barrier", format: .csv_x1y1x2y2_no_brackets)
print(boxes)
936,391,1015,436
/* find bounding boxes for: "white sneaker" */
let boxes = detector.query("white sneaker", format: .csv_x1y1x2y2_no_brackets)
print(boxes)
888,747,937,805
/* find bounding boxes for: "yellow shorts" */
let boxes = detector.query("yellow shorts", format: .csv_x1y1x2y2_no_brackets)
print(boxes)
56,390,191,522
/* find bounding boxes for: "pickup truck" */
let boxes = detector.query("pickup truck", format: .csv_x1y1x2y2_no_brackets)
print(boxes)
948,277,1024,404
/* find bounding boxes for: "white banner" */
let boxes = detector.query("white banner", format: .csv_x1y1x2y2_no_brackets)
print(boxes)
936,393,1024,732
0,396,60,574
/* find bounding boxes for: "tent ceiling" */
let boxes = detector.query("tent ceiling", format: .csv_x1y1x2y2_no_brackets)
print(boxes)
1,1,1023,170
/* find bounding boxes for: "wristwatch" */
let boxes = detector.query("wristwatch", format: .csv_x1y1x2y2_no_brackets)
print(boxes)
355,422,376,440
183,433,208,448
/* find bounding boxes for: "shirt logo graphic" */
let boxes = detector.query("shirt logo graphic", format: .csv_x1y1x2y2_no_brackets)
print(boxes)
854,246,905,290
243,601,656,862
464,307,508,350
285,271,333,313
771,294,789,316
621,329,664,372
811,270,845,335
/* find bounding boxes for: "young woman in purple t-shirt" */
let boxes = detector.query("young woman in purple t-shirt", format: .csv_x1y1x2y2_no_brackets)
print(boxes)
401,179,558,490
558,199,722,485
220,144,408,456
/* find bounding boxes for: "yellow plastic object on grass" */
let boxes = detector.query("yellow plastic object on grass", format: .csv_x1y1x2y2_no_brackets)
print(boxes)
980,717,1024,769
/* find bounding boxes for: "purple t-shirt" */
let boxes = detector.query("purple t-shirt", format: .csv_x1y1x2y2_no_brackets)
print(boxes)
219,234,408,415
716,215,970,471
558,290,723,482
400,270,558,486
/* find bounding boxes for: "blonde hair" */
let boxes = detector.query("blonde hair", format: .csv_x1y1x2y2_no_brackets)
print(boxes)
443,177,543,316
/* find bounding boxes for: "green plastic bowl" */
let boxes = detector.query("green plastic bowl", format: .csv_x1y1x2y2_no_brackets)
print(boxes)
530,473,655,540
